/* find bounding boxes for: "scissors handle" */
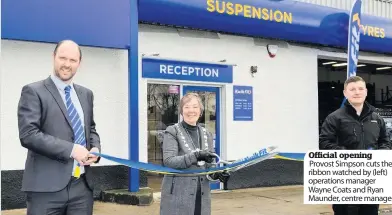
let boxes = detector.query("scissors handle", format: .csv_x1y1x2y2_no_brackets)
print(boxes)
211,153,231,165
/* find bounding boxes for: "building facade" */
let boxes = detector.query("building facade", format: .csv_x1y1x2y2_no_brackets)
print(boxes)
2,0,392,210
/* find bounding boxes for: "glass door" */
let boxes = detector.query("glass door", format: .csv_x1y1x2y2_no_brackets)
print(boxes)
183,86,221,190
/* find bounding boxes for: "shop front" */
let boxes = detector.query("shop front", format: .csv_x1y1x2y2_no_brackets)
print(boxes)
141,57,234,191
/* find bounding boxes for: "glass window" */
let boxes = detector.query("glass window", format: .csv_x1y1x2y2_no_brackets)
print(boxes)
147,84,180,165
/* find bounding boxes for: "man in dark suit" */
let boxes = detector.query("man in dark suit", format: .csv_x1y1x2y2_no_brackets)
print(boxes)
17,40,101,215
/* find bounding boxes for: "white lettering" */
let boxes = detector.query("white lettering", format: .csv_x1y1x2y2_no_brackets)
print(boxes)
160,65,167,73
204,68,211,77
175,66,181,75
188,67,194,75
158,64,220,78
212,68,219,77
235,89,252,94
181,66,187,75
167,65,174,74
350,25,360,67
195,67,201,76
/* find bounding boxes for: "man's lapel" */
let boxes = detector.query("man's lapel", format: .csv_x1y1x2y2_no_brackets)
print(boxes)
44,77,73,128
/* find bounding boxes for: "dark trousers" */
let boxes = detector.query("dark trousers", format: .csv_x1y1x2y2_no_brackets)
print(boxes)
333,204,379,215
26,175,93,215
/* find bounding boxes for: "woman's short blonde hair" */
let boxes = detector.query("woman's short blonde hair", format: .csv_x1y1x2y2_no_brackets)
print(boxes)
179,92,204,115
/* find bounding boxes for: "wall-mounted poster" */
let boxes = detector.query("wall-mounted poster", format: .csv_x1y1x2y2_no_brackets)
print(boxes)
375,107,392,141
233,85,253,121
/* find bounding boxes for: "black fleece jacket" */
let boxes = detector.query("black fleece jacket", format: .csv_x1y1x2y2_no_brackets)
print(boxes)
319,101,391,150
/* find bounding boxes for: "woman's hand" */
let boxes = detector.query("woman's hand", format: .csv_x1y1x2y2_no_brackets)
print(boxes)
194,150,217,163
208,171,230,183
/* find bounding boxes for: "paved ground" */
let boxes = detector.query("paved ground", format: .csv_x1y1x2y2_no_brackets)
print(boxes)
3,185,392,215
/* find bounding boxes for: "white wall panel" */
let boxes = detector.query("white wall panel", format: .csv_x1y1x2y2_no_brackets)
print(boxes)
1,40,129,170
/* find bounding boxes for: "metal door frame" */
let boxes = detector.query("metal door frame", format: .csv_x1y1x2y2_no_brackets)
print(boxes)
183,85,221,190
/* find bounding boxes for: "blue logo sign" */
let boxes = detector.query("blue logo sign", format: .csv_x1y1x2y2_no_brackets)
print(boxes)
2,0,391,54
139,0,391,55
233,85,253,121
142,58,233,83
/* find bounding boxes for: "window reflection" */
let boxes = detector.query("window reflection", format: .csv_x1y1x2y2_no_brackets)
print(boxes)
147,84,180,165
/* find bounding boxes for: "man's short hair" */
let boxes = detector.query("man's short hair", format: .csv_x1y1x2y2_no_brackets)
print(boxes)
53,40,82,61
344,76,366,89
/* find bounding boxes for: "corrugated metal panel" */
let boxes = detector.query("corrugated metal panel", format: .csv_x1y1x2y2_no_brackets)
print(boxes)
295,0,392,19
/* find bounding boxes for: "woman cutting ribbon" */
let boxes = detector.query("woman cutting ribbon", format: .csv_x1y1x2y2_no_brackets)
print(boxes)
160,92,230,215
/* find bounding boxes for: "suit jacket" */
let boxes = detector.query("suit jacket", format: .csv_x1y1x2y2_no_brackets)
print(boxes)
17,76,101,192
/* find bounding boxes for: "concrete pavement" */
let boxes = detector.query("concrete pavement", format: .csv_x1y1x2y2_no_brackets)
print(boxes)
3,185,392,215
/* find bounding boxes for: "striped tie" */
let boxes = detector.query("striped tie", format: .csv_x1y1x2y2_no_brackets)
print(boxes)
64,85,86,178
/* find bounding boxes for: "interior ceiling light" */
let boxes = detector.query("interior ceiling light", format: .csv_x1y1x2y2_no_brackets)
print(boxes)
323,61,337,65
332,63,348,67
357,64,366,67
376,66,392,70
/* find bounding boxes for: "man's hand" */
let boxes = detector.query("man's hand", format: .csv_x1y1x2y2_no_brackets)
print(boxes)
71,144,90,165
82,147,100,166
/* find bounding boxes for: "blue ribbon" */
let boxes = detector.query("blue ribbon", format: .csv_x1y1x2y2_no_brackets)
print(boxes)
91,146,279,175
91,152,183,173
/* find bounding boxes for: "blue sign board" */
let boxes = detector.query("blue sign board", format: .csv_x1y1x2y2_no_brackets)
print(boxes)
142,58,233,83
139,0,392,55
1,0,392,54
233,86,253,121
1,0,131,49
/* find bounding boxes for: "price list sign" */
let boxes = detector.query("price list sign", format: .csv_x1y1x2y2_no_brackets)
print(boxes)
233,85,253,121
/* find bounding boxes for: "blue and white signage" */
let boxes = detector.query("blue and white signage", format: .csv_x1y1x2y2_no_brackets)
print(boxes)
142,58,233,83
347,0,362,78
140,0,392,55
3,0,392,54
341,0,362,108
233,85,253,121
